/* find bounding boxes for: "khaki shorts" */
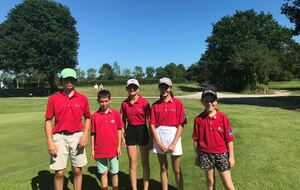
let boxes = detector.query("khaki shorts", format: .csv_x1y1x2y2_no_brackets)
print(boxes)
153,126,183,156
50,131,87,170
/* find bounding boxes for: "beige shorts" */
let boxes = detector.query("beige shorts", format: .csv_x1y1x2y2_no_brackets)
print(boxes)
50,131,87,170
153,126,183,156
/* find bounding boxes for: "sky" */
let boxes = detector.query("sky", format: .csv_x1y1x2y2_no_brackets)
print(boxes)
1,0,299,73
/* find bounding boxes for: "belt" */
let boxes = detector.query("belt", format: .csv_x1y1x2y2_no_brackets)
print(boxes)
56,130,81,136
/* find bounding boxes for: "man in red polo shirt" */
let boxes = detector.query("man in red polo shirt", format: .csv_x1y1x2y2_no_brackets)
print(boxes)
44,68,91,190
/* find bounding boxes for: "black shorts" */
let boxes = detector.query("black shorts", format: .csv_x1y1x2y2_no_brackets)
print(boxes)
125,124,149,146
198,151,230,172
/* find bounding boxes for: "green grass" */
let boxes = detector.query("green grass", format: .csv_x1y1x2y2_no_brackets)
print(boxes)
268,80,300,95
76,82,200,97
0,98,300,189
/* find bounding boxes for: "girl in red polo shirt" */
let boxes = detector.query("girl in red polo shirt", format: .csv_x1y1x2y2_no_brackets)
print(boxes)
192,86,235,190
120,79,150,190
150,77,186,190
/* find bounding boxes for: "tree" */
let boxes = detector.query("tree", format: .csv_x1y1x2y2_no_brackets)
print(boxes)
112,61,121,78
0,0,79,91
132,66,144,79
164,63,177,78
155,67,167,79
75,68,85,80
122,68,132,78
194,10,298,91
176,64,186,79
145,66,155,79
86,68,97,80
282,0,300,35
99,63,113,80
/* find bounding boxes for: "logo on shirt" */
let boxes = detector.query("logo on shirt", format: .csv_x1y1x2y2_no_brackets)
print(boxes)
228,129,233,136
171,108,176,112
216,126,223,132
74,104,81,108
110,119,115,124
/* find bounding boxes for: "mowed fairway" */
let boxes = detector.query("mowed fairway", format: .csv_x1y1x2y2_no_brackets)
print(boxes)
0,97,299,189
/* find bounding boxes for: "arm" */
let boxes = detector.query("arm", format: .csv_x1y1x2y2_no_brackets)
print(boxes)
91,134,95,159
120,113,127,147
193,140,200,166
167,124,183,153
117,129,122,157
150,124,167,153
227,141,235,168
78,117,91,148
44,119,57,156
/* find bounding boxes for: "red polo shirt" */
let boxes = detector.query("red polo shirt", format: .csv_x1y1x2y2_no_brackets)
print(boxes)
150,97,186,127
45,91,91,134
91,108,124,158
120,96,150,126
192,110,234,154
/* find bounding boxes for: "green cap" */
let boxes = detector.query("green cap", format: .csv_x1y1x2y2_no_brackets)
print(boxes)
60,68,77,79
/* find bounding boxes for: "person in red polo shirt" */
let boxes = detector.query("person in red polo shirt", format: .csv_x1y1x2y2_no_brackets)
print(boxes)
91,90,124,190
120,79,150,190
192,86,235,190
150,77,186,190
44,68,91,190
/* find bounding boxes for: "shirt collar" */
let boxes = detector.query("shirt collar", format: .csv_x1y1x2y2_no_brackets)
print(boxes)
203,109,219,119
98,107,112,115
60,90,78,98
126,96,141,105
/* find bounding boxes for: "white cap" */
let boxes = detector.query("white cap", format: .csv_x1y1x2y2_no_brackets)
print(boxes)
159,77,172,86
126,79,140,88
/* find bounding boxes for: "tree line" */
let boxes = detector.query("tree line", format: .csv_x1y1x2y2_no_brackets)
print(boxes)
0,0,299,92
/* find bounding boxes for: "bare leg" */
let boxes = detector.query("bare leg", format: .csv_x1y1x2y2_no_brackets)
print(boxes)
127,145,138,190
101,172,108,189
157,154,168,190
219,170,235,190
171,155,183,190
72,167,83,190
54,169,65,190
204,169,216,190
111,173,119,189
139,145,150,190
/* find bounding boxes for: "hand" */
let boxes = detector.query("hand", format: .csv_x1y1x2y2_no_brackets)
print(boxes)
229,156,235,168
121,136,126,147
91,150,95,160
194,152,200,167
117,147,122,158
167,143,176,153
158,143,167,153
78,134,88,148
47,139,57,156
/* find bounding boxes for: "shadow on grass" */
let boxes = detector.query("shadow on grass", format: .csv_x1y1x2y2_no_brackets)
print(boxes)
87,166,176,190
31,170,70,190
219,96,300,111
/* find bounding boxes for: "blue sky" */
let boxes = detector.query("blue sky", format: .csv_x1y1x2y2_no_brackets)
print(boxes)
1,0,299,72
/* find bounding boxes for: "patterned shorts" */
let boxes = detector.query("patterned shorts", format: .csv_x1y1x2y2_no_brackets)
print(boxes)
198,151,230,172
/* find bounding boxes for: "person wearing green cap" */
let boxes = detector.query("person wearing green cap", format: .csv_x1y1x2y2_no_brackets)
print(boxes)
44,68,91,190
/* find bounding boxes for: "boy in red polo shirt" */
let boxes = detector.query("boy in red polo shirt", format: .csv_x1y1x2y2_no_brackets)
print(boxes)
44,68,91,190
192,86,235,190
91,90,124,190
150,77,186,190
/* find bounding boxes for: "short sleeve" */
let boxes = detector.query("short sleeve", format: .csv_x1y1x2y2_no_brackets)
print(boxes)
91,114,96,134
192,117,199,140
223,114,234,143
45,96,54,119
83,97,91,118
116,111,124,129
149,104,156,126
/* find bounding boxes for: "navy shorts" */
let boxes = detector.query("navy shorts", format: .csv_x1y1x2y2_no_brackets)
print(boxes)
198,151,230,172
125,124,149,146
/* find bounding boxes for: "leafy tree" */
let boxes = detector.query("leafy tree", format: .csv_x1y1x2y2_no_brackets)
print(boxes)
282,0,300,35
87,68,97,80
75,68,85,80
164,63,177,78
145,66,155,79
99,63,113,80
122,68,132,78
112,61,121,78
132,66,144,79
0,0,79,91
176,64,186,78
194,10,298,91
155,66,167,79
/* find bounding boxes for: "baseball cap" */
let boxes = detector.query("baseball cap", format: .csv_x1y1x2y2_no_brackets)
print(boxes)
126,79,140,88
201,86,218,99
60,68,77,79
159,77,172,86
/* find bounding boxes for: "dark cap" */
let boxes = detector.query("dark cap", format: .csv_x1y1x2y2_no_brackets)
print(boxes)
201,86,217,99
